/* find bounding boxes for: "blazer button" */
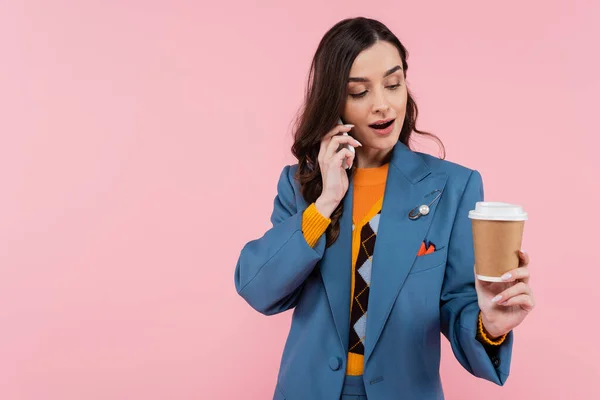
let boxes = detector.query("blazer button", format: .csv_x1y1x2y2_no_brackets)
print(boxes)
492,356,501,368
328,356,341,371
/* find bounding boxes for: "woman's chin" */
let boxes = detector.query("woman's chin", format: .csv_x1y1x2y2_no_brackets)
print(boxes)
366,133,400,150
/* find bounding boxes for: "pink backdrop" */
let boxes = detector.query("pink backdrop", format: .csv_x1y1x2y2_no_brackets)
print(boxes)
1,1,599,399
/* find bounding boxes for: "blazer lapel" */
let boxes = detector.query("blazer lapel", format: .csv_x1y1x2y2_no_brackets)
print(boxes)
319,178,353,353
364,142,448,364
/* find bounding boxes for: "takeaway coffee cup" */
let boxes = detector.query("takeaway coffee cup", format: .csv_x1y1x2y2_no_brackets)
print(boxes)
468,202,528,282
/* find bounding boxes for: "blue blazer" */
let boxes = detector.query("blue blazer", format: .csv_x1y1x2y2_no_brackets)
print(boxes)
235,141,513,400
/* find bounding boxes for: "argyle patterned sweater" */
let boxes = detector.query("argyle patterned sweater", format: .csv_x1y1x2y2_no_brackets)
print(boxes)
300,163,505,376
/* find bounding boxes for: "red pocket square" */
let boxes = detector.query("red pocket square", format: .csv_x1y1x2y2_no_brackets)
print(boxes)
417,241,435,256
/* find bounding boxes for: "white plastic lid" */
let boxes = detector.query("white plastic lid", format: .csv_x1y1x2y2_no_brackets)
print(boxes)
468,202,528,221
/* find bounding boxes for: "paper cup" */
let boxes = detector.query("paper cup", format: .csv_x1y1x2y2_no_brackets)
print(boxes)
468,202,528,282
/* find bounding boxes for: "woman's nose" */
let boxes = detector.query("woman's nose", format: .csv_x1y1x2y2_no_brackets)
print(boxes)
372,101,390,114
371,89,390,113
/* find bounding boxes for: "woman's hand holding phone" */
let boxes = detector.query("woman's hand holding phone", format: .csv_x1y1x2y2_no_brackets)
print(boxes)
336,118,356,167
314,122,362,218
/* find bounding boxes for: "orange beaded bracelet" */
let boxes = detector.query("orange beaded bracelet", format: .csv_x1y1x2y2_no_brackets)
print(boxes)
477,312,508,346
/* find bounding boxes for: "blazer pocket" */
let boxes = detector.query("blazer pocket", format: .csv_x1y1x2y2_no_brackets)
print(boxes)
409,246,448,275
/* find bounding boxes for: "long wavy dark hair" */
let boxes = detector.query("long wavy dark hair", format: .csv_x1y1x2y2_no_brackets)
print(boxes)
291,17,445,248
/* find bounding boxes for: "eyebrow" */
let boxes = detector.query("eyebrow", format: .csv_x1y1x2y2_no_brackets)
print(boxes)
348,65,403,83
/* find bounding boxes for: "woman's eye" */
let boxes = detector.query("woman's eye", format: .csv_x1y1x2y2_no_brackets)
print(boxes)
349,84,401,98
350,91,367,98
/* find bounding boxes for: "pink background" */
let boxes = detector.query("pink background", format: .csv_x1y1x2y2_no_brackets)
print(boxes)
1,1,599,399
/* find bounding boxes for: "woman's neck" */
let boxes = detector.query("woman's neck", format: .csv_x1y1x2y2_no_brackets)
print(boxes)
356,146,393,168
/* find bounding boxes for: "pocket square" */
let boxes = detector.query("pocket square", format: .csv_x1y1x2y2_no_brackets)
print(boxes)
417,240,436,256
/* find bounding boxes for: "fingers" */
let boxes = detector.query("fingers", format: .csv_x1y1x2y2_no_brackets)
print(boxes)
486,250,535,311
500,266,530,284
518,250,530,267
323,134,362,162
333,148,355,169
496,293,535,311
500,250,530,284
325,123,354,139
491,281,533,305
318,124,356,164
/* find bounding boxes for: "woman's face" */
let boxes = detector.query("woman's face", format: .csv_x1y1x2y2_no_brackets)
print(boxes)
342,41,408,156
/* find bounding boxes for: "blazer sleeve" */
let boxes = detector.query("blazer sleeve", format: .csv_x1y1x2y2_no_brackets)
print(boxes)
234,165,327,315
439,169,514,385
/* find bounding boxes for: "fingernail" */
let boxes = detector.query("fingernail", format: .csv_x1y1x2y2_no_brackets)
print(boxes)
492,295,502,303
355,140,362,146
501,273,512,281
344,124,354,128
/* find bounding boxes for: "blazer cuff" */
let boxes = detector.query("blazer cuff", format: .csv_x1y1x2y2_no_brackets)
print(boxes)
458,303,514,385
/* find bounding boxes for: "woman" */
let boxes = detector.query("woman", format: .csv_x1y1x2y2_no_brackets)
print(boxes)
234,17,534,400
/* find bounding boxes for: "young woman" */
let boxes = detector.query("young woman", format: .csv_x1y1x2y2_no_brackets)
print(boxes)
234,17,535,400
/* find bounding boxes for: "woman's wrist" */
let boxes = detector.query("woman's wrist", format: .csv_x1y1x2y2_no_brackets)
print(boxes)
480,311,506,339
315,196,339,218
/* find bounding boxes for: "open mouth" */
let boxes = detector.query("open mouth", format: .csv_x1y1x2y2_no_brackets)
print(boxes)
369,119,395,129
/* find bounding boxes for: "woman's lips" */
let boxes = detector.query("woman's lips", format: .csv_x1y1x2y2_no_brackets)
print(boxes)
369,118,394,128
369,118,395,135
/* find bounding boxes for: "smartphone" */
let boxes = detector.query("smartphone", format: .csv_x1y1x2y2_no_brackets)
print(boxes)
337,117,355,169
